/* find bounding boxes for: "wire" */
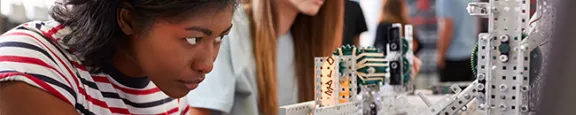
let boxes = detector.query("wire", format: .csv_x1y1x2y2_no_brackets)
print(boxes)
529,14,542,27
539,38,550,46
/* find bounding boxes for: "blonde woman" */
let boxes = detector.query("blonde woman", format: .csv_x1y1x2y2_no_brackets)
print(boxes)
187,0,344,115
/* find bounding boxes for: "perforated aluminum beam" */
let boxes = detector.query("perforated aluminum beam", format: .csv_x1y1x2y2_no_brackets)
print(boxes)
279,101,314,115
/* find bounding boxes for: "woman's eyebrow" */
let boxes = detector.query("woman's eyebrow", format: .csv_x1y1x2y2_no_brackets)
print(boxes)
185,26,213,36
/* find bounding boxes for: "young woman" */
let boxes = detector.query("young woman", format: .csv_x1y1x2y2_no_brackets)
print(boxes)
0,0,236,114
186,0,343,115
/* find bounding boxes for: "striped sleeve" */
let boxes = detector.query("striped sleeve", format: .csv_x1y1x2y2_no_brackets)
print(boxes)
0,29,77,106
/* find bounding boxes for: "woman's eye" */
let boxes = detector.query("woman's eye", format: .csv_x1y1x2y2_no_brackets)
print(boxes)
186,37,201,45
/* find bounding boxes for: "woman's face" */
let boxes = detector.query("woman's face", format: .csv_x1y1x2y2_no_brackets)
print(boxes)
287,0,325,16
126,7,233,98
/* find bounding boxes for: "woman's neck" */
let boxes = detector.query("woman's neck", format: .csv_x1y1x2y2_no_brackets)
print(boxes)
112,49,146,78
277,1,299,35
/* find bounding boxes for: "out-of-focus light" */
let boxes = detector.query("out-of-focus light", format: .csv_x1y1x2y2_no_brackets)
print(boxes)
1,0,56,22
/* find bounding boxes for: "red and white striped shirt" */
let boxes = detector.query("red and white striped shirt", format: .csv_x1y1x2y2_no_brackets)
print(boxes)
0,21,190,115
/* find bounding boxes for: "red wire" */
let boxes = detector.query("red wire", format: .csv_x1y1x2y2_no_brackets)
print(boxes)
529,14,543,26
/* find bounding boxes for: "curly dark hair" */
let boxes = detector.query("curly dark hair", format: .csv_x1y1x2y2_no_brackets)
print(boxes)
50,0,237,73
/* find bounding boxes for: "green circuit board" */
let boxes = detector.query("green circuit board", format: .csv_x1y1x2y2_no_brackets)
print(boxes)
333,43,412,85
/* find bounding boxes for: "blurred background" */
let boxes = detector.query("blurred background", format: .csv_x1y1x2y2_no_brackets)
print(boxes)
352,0,535,91
0,0,56,33
0,0,537,91
356,0,452,90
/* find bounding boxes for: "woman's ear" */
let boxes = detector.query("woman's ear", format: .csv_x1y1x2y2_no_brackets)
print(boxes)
117,3,135,35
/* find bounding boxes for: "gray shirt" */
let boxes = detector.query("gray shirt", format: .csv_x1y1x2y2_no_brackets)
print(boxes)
436,0,479,60
186,7,298,115
276,32,298,106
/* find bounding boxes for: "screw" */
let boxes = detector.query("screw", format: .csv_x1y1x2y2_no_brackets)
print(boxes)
504,7,510,12
492,7,498,13
391,43,398,50
464,94,471,99
478,74,486,80
368,67,376,74
391,62,398,69
477,83,485,90
521,85,530,92
500,55,509,62
478,104,486,110
500,104,507,110
521,105,529,112
500,35,510,42
481,35,489,40
500,84,508,91
521,44,529,51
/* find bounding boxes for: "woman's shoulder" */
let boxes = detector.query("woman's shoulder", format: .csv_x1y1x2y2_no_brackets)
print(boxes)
222,7,252,57
0,21,82,107
221,5,256,72
0,21,76,62
228,5,253,43
1,21,73,50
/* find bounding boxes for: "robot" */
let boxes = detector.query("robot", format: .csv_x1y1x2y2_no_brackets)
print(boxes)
279,24,416,115
417,0,552,114
280,0,552,114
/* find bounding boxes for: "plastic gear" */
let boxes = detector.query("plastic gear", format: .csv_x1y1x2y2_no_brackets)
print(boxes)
402,57,411,84
402,38,409,55
471,33,541,78
333,44,361,56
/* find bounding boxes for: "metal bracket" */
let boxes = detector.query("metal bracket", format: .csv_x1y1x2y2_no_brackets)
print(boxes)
314,101,362,115
418,80,479,115
279,101,314,115
468,2,490,18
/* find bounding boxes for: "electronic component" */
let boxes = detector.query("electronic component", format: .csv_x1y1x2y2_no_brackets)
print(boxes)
417,0,547,114
280,23,415,115
280,0,552,114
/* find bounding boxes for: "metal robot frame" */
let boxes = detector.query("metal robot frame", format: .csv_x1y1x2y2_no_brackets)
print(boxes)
418,0,544,114
279,0,547,114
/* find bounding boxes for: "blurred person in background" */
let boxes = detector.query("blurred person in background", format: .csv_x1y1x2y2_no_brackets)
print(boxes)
186,0,343,115
342,0,368,46
0,0,236,114
374,0,422,78
435,0,478,82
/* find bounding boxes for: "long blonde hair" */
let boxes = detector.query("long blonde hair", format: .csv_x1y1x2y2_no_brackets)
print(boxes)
245,0,344,115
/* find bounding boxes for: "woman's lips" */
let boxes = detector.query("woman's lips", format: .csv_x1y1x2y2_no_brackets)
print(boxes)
179,75,204,90
183,82,199,90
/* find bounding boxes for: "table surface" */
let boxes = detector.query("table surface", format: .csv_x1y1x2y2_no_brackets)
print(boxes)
404,90,484,115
